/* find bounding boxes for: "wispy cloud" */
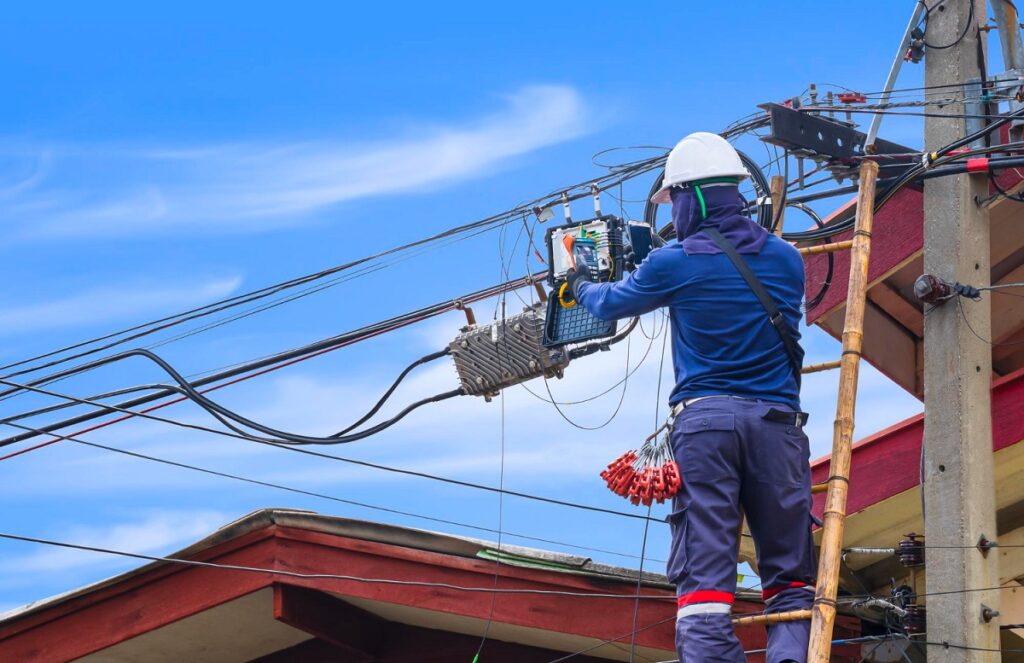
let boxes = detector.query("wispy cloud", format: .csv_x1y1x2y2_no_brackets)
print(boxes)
0,276,241,335
1,85,589,240
0,510,226,577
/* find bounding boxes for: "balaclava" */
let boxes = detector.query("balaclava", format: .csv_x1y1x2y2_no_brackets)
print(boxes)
670,182,769,255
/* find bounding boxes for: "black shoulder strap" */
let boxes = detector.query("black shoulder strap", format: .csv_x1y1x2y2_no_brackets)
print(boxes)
703,228,802,387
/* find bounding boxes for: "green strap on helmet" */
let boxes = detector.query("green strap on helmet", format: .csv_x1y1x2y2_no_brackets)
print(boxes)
693,184,707,219
689,176,739,219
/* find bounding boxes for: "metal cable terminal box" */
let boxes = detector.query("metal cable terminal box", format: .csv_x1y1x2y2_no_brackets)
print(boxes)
449,303,569,400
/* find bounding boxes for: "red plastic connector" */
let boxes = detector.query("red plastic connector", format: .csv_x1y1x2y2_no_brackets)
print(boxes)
837,92,867,104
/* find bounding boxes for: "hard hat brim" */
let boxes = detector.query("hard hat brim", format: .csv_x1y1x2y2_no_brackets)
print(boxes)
650,171,749,205
650,186,673,205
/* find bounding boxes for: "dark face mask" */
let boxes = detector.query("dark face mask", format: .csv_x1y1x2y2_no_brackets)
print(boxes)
670,187,703,241
670,183,769,255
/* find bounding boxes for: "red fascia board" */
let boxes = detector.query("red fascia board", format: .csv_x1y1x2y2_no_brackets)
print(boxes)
270,527,683,652
0,523,685,661
805,167,1024,326
805,187,923,325
810,366,1024,517
0,528,279,662
274,525,664,596
0,514,865,660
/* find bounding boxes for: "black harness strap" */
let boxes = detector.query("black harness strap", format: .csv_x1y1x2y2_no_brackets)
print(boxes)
703,228,803,388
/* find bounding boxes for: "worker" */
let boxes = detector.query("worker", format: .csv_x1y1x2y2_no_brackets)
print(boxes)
566,132,813,663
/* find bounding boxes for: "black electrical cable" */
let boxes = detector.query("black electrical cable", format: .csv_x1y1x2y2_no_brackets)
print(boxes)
0,273,546,447
990,169,1024,202
8,348,454,437
0,378,663,524
2,159,666,381
642,171,663,228
744,151,773,228
2,347,463,447
334,348,451,435
919,0,975,50
787,202,834,310
783,146,1024,243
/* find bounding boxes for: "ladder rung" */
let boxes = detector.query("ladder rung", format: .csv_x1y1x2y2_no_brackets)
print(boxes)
732,609,812,626
811,483,828,494
802,359,842,374
798,240,854,256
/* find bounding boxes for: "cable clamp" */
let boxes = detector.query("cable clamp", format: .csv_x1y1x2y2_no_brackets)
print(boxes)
953,282,983,301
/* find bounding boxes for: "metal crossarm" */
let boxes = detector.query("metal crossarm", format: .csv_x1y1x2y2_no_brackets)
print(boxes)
729,161,879,663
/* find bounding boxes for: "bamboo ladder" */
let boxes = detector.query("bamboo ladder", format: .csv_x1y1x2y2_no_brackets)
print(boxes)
730,160,879,662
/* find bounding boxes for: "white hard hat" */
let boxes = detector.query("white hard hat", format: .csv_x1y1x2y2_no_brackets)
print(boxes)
651,132,749,204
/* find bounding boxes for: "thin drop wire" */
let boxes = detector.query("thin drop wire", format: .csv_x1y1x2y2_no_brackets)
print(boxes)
628,323,671,662
0,419,661,562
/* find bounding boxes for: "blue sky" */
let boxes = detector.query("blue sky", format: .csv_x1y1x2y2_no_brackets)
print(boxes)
0,2,935,612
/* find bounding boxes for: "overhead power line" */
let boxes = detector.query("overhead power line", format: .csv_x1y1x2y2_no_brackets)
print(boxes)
0,375,663,524
0,273,546,447
1,419,659,563
0,157,668,382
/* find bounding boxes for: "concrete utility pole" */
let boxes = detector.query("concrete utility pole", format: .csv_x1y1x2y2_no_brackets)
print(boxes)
922,0,1001,659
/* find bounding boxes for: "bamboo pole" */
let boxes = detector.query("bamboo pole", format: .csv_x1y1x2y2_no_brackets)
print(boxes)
733,609,812,626
806,160,878,662
801,359,841,375
770,175,786,236
798,240,854,256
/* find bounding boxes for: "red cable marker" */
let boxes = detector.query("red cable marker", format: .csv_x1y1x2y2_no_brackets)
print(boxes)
966,157,990,173
600,425,681,506
836,92,867,104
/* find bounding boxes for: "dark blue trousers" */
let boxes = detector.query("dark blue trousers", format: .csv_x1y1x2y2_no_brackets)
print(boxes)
667,397,816,663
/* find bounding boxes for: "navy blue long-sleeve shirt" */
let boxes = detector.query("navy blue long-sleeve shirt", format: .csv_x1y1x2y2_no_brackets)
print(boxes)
575,234,804,409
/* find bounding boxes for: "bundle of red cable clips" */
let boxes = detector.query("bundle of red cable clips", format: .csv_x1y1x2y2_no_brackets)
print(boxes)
600,426,682,506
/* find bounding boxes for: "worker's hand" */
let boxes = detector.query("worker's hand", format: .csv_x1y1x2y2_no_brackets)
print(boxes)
565,263,594,298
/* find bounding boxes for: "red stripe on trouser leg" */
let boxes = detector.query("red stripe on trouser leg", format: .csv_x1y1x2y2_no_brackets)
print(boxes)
677,590,735,607
761,581,811,602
